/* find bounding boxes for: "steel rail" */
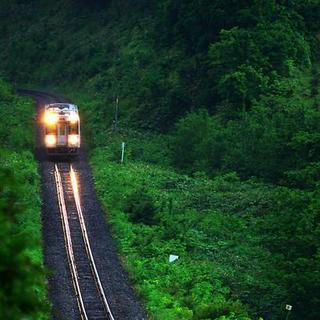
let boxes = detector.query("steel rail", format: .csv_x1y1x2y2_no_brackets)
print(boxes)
55,164,115,320
70,165,115,320
54,164,88,320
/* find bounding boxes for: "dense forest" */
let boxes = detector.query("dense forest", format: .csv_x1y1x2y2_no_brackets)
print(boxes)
0,0,320,319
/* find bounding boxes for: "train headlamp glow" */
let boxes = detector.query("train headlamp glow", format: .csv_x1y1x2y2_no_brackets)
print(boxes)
68,134,79,146
69,113,79,124
44,112,58,125
45,134,56,147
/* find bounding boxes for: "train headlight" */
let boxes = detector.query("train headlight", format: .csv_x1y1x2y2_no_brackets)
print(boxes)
45,134,56,147
68,134,79,146
44,112,58,125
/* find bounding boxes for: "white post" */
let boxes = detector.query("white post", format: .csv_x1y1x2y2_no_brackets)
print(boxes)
121,142,125,163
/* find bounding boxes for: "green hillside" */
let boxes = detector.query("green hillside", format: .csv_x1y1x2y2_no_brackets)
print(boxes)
0,79,49,318
0,0,320,319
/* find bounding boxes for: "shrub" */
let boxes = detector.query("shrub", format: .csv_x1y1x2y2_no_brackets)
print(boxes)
125,188,158,225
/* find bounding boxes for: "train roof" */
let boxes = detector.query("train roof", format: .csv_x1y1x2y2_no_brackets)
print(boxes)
45,103,78,112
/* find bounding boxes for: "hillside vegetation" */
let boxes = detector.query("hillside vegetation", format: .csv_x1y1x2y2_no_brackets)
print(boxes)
0,79,49,318
0,0,320,319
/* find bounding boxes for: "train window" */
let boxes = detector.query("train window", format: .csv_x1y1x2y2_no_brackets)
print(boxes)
69,123,78,134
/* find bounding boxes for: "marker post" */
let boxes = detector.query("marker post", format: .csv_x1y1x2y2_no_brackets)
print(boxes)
121,142,125,163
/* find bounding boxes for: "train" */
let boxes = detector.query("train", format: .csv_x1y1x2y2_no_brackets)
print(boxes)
43,103,80,155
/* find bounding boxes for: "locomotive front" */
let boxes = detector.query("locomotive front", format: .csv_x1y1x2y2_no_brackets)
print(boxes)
43,103,80,155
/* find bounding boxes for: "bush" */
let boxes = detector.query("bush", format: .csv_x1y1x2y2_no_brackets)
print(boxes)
125,188,158,225
170,109,224,175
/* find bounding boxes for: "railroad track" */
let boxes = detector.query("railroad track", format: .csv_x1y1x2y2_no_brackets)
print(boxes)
18,89,71,103
54,162,115,320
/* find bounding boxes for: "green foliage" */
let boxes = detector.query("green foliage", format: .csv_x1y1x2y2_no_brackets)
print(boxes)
170,109,224,174
125,188,158,225
285,162,320,189
170,68,320,185
209,21,311,109
91,147,320,319
0,151,49,319
0,0,318,130
0,79,34,151
0,79,49,318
